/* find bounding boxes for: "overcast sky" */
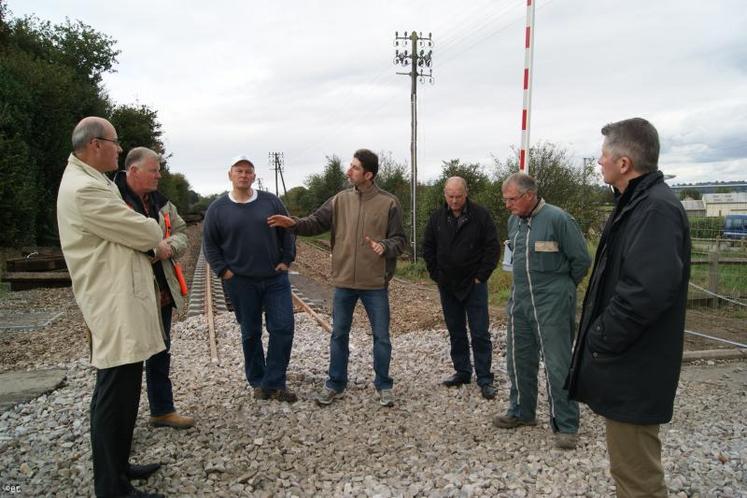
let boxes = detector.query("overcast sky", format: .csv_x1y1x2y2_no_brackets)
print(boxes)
9,0,747,195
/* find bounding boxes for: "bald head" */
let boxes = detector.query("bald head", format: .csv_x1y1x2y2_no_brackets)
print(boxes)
71,117,121,173
443,176,468,215
444,176,468,193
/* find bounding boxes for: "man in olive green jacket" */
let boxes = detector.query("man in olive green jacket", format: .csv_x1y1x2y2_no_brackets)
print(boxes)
57,117,166,498
268,149,406,407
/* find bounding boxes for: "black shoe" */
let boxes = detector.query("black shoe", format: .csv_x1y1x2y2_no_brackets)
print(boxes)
126,463,161,480
480,384,497,400
442,373,471,387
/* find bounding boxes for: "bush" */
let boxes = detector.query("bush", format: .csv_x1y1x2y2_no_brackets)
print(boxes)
689,216,724,239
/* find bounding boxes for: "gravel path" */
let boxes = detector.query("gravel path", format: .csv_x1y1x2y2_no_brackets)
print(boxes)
1,312,744,497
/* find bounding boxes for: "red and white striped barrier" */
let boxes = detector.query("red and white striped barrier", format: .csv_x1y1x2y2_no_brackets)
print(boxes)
519,0,536,174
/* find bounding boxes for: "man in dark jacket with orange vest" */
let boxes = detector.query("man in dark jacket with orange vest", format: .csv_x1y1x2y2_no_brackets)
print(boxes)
423,177,500,399
567,118,691,497
115,147,195,432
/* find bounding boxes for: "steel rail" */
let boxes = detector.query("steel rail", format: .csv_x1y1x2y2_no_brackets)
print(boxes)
204,262,219,363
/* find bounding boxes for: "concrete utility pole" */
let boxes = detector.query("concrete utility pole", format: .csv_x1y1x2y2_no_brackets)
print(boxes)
269,152,287,198
394,31,433,262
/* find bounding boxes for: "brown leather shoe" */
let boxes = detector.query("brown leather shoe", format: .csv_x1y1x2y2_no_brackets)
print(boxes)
150,412,194,429
492,414,537,429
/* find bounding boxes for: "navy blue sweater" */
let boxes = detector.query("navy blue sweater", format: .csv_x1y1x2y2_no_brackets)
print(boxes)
203,191,295,278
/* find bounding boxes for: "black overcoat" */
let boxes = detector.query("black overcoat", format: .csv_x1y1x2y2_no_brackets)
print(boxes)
567,171,691,424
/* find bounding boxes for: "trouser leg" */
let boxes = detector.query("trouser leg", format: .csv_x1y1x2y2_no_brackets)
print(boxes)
326,288,357,392
361,288,393,391
535,289,579,433
91,361,142,497
606,419,667,498
438,286,472,378
146,305,175,416
226,276,265,387
465,282,493,386
505,306,539,420
262,273,295,390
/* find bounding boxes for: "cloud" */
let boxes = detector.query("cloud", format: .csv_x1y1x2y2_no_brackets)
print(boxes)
8,0,747,194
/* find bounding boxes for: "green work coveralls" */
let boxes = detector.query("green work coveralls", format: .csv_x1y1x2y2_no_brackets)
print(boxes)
505,199,591,433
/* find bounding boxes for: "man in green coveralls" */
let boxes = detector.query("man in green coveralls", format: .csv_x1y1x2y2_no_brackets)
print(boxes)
492,173,591,449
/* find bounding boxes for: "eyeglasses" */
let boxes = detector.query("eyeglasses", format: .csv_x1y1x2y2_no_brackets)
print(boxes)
502,192,527,203
94,136,121,146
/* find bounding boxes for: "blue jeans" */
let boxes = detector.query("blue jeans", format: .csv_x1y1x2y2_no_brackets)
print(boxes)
225,272,295,390
326,287,393,392
146,305,175,416
438,281,494,386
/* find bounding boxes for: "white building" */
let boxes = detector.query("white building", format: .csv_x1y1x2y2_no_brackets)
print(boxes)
702,193,747,217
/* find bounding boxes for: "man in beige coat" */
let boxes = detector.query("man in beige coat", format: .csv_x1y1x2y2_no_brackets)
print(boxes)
57,117,166,498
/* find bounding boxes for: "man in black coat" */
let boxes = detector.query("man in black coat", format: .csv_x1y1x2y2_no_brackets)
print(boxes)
567,118,691,497
423,177,500,399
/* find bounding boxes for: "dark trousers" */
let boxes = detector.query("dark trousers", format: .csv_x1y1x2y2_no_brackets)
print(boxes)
224,272,295,389
438,282,494,386
145,306,175,416
90,361,143,497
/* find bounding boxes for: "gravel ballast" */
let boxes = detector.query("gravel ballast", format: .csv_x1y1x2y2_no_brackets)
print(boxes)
1,311,745,497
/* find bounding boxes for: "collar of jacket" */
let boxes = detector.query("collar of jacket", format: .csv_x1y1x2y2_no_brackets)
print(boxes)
68,153,114,185
354,182,381,200
442,197,472,217
521,197,545,220
611,171,663,223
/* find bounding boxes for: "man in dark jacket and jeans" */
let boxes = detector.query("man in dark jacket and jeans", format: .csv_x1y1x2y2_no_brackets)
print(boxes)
423,177,500,399
567,118,691,497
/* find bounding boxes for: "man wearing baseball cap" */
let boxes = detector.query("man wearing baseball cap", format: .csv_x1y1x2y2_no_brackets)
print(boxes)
203,155,297,401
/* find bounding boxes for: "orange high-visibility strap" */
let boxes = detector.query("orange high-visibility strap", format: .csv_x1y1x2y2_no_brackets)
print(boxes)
163,212,189,297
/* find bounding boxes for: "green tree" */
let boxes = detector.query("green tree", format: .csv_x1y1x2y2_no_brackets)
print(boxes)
158,170,191,213
0,135,37,245
0,7,117,245
192,192,225,213
304,155,347,211
281,185,310,216
678,188,702,200
109,103,165,169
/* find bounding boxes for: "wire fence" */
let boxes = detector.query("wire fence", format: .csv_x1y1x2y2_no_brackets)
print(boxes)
686,212,747,348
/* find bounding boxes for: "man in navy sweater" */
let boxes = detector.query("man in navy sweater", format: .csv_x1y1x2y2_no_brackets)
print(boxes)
203,155,297,402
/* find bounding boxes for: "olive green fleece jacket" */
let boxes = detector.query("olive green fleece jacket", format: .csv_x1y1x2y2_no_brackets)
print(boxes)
292,184,407,289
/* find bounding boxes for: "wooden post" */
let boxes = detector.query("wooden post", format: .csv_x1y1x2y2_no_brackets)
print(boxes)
708,238,721,308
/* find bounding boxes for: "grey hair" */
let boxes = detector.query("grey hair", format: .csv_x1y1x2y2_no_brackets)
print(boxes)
444,176,468,193
125,147,161,170
71,119,106,152
601,117,659,174
503,173,537,194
